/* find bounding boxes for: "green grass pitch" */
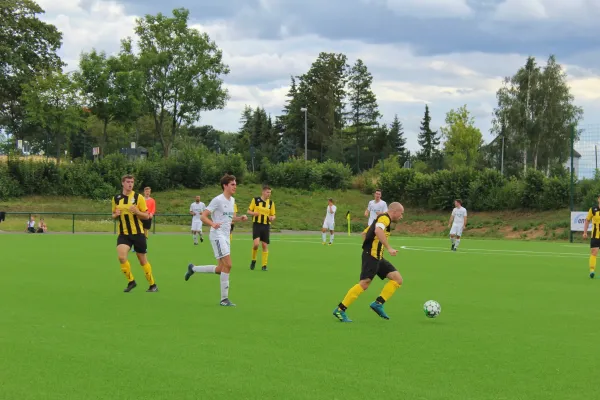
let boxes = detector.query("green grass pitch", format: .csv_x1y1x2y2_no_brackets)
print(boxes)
1,233,598,399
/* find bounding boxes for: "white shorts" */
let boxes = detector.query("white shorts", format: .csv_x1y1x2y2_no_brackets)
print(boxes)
191,221,203,231
322,220,335,231
210,235,230,260
450,224,464,237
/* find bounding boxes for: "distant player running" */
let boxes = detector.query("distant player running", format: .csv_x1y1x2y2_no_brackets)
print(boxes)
248,185,276,271
362,189,388,239
190,196,206,245
448,199,467,251
583,195,600,278
112,174,158,293
321,198,337,245
184,175,248,306
332,202,405,322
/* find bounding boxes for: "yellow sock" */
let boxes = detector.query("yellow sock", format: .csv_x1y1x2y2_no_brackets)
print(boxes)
590,255,597,272
142,263,155,285
230,233,232,241
340,284,364,309
120,261,134,282
252,248,257,261
378,280,401,303
262,251,269,267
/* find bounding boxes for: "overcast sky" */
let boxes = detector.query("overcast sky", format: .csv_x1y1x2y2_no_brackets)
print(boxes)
36,0,600,152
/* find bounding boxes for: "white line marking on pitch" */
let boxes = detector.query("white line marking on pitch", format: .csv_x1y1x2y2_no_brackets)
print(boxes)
399,245,586,258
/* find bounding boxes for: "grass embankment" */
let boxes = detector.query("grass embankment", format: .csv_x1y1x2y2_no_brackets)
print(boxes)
0,184,577,241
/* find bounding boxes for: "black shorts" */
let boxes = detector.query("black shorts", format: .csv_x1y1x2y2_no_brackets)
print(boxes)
591,238,600,249
360,252,397,281
230,223,235,233
117,234,147,253
142,218,152,230
252,223,270,244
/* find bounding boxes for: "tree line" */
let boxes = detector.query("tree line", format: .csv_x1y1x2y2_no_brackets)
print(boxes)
0,0,583,178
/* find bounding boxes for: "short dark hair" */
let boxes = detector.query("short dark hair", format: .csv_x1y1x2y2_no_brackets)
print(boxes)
455,199,462,205
144,186,151,191
220,174,236,189
122,174,134,183
375,189,382,193
262,185,271,191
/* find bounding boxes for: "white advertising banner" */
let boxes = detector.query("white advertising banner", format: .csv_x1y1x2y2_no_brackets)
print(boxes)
571,211,593,232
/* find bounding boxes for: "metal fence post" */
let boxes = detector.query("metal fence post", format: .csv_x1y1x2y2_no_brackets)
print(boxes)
570,125,575,243
72,214,75,234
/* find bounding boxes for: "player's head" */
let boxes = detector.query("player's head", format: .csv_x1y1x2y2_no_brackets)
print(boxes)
387,202,404,222
122,174,134,192
454,199,462,208
262,185,272,199
144,186,151,197
328,198,334,205
374,189,382,201
221,174,237,194
195,195,201,203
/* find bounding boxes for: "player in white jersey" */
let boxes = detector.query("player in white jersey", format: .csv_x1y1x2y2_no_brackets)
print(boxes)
362,189,388,238
448,199,467,251
189,196,206,245
321,198,337,245
184,174,248,306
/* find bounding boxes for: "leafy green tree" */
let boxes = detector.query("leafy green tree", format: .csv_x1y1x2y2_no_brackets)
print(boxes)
21,70,83,163
440,105,483,169
492,55,583,174
130,8,230,157
0,0,62,141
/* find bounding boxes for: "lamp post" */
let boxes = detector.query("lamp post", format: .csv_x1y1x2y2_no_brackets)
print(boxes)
300,107,307,161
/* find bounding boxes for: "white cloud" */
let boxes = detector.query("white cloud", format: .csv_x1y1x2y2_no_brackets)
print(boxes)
39,0,136,69
493,0,600,23
364,0,472,18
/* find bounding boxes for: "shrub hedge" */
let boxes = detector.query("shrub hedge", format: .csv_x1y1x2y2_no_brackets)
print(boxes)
0,150,594,211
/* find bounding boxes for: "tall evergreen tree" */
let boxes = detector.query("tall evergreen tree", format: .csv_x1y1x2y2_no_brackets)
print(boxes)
346,59,380,170
387,114,407,162
417,104,440,160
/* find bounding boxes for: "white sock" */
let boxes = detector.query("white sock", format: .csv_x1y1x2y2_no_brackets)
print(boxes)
193,233,197,242
330,234,334,243
192,265,216,273
220,272,230,300
455,239,460,248
322,233,326,242
451,237,456,245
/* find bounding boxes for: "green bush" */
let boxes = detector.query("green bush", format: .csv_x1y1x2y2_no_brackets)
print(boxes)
259,158,351,190
0,164,23,200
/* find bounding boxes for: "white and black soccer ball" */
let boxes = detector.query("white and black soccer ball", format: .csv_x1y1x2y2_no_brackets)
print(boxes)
423,300,441,318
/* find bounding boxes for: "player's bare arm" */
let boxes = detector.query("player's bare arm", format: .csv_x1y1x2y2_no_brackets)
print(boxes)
448,214,454,228
129,205,150,220
112,208,121,219
463,216,468,228
375,227,397,256
584,218,590,238
233,214,248,222
201,209,220,229
364,208,369,217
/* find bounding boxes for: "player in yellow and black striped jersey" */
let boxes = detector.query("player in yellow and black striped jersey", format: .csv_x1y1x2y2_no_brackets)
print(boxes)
230,203,238,241
583,197,600,279
111,174,158,293
332,202,405,322
248,185,276,271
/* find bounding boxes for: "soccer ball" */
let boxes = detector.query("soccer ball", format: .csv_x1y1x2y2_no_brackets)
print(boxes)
423,300,441,318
